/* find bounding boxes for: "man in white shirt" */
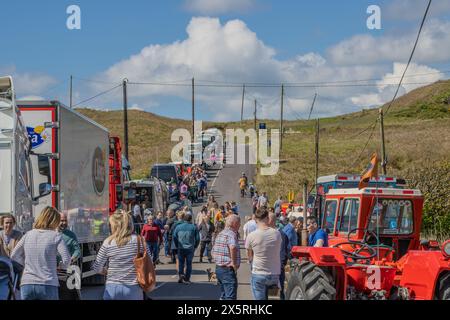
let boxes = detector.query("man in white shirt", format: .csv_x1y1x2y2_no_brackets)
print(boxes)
245,208,281,300
257,192,268,209
243,214,257,241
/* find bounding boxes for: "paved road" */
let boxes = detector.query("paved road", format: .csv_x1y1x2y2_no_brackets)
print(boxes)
81,144,258,300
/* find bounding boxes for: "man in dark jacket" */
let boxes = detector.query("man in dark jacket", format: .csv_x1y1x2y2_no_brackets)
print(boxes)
173,214,200,284
269,211,289,300
165,209,177,264
198,212,215,263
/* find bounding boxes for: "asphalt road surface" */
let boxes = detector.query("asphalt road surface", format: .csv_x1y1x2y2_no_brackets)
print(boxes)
81,144,258,300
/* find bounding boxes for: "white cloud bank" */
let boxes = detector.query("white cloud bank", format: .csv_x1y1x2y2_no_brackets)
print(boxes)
92,16,448,120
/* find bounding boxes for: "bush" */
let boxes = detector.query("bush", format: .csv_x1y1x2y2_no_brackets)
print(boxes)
407,161,450,241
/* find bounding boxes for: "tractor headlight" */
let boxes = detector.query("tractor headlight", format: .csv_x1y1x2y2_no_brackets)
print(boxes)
442,240,450,258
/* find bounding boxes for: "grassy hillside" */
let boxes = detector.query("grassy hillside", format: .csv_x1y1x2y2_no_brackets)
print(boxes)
77,80,450,239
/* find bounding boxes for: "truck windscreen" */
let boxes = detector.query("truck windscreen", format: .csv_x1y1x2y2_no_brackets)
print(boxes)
151,167,176,183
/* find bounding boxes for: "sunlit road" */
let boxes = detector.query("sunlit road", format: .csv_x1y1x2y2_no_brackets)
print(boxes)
81,144,257,300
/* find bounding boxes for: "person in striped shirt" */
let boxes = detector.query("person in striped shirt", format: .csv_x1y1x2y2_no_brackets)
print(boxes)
11,207,71,300
211,215,241,300
93,210,151,300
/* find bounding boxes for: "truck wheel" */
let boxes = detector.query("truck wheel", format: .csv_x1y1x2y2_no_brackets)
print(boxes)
438,273,450,300
286,259,336,300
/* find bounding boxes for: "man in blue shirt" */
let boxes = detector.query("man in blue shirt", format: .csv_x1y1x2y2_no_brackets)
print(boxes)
282,216,298,256
306,216,329,247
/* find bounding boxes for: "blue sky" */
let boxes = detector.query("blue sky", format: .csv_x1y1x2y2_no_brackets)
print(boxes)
1,0,450,121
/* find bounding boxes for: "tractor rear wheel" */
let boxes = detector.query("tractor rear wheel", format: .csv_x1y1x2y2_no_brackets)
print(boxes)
286,259,336,300
438,273,450,300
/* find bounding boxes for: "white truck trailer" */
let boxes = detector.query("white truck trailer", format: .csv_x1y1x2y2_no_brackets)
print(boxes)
0,76,52,231
17,100,110,283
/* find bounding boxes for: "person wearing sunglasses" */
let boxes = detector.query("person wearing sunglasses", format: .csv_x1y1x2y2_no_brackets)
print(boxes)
306,216,328,248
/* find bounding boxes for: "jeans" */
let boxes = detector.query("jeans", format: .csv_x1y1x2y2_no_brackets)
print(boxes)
164,237,170,256
21,284,59,300
216,266,238,300
250,274,280,300
103,283,143,300
147,241,158,263
178,249,194,281
200,241,212,261
279,268,286,300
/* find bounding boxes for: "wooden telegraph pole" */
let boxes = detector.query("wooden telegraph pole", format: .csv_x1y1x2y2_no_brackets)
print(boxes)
301,182,308,246
379,108,387,175
280,84,284,150
315,119,320,196
192,77,195,138
69,75,73,109
122,78,129,161
254,99,257,131
241,84,245,123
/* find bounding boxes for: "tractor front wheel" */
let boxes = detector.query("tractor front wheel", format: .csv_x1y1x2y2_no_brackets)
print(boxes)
438,273,450,300
286,259,336,300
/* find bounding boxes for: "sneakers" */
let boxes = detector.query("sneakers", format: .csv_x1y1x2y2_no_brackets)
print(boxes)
178,275,185,284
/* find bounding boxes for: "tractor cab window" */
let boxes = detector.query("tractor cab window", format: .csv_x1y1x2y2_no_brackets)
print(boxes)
368,199,413,235
338,198,359,233
322,200,337,232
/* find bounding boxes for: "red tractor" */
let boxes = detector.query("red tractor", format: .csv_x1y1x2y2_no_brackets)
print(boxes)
286,180,450,300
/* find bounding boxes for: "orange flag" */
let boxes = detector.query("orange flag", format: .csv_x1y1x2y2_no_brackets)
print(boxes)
358,152,379,189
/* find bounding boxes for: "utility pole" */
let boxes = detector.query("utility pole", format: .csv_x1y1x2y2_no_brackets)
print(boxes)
280,84,284,150
379,108,387,175
191,77,195,165
301,182,308,246
314,119,320,196
69,75,73,109
122,78,129,161
240,84,245,123
254,99,257,131
308,93,317,121
192,77,195,139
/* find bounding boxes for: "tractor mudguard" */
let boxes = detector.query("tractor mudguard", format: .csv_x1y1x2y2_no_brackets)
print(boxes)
398,250,450,300
291,246,347,267
290,247,347,299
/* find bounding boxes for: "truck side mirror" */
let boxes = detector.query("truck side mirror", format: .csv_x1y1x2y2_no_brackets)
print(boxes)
38,155,51,178
39,183,52,197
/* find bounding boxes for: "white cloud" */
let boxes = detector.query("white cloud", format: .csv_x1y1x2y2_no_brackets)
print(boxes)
18,95,46,101
130,104,144,111
294,53,326,68
0,66,57,96
90,17,447,120
328,19,450,65
350,62,444,108
184,0,256,15
385,0,450,21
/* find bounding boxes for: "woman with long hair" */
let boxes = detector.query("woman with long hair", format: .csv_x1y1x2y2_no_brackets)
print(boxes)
11,206,71,300
93,210,150,300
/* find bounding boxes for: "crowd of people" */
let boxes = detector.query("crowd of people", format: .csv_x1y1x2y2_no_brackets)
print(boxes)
0,168,328,301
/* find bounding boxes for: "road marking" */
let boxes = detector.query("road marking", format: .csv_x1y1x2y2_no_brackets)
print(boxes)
209,164,223,193
153,282,168,290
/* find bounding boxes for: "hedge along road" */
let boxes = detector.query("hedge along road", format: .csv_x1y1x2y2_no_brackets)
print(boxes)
81,143,256,300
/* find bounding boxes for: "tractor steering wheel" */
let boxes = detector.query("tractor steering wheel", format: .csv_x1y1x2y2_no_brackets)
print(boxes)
332,241,377,262
347,228,380,245
347,228,395,260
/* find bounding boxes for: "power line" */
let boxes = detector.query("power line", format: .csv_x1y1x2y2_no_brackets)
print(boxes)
194,69,450,86
384,0,432,116
350,120,379,169
128,80,441,88
72,83,122,107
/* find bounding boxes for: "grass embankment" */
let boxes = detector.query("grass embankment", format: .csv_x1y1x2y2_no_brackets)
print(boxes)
78,80,450,240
